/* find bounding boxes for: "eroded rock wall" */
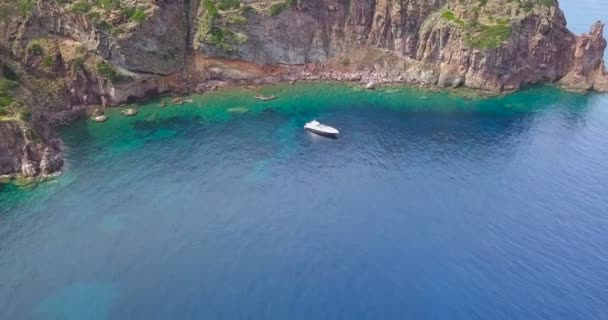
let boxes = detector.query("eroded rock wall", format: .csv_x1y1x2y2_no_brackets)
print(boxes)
0,119,62,178
195,0,607,92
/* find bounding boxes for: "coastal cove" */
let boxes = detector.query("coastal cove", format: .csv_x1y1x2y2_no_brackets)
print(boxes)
1,1,608,319
1,83,608,319
2,0,608,179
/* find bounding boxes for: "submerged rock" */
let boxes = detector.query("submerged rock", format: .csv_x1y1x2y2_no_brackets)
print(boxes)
255,95,277,101
0,175,11,184
227,107,250,114
120,108,138,116
91,115,108,122
12,176,36,187
171,97,184,105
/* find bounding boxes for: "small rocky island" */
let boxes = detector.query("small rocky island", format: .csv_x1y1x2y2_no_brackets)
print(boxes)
0,0,607,180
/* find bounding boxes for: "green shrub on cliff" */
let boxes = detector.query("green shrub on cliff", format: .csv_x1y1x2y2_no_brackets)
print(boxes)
70,1,92,14
2,64,19,82
130,8,147,22
196,0,249,51
95,20,115,33
18,0,34,16
537,0,554,6
95,0,121,10
27,43,43,56
18,108,31,121
202,0,220,18
241,5,255,15
465,23,512,49
42,56,55,69
0,78,16,108
120,6,147,22
442,10,456,20
0,0,40,19
217,0,240,10
202,25,246,50
441,10,465,26
269,3,286,16
0,79,18,93
269,0,296,16
0,95,13,108
520,0,554,12
0,96,12,107
436,2,515,50
72,57,85,71
96,61,125,83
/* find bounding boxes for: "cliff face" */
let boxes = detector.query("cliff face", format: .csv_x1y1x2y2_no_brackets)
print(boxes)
0,0,606,178
195,0,608,92
559,22,608,92
0,119,62,178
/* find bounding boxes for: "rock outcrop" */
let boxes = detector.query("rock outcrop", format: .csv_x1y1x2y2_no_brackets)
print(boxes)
0,119,62,178
0,0,606,179
559,21,608,92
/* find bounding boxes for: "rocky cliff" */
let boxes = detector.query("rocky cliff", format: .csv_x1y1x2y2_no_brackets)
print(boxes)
0,118,62,178
195,0,608,92
0,0,606,178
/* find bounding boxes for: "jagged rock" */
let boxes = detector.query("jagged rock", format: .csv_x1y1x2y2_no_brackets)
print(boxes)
559,22,608,92
20,157,37,177
0,121,61,178
40,143,63,175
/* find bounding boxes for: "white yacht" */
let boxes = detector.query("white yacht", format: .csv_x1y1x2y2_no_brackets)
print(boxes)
304,120,339,138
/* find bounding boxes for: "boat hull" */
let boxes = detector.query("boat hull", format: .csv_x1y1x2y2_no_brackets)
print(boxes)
305,127,339,138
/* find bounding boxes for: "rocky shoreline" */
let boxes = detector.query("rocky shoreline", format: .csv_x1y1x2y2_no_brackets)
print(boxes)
0,55,604,183
1,0,607,181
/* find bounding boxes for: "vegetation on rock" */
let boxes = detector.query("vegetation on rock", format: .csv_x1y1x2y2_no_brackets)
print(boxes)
64,0,150,35
197,0,249,51
436,0,551,49
0,78,17,109
269,0,296,16
96,61,126,83
465,23,512,49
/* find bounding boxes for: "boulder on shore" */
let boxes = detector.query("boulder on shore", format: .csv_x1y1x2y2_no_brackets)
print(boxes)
120,108,138,116
91,115,108,122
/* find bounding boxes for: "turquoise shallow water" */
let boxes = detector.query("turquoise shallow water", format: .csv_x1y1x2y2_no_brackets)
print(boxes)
1,4,608,320
1,82,607,320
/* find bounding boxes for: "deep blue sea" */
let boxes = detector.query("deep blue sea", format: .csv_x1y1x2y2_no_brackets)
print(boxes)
1,3,608,320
